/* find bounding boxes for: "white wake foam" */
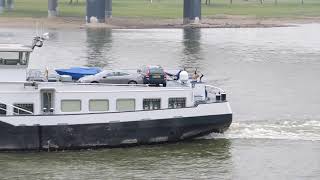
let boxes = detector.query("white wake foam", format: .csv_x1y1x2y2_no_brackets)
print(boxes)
205,119,320,141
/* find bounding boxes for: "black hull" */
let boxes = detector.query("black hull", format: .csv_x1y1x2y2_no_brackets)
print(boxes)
0,114,232,151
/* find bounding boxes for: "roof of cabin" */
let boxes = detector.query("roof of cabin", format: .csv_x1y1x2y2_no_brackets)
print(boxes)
0,44,33,52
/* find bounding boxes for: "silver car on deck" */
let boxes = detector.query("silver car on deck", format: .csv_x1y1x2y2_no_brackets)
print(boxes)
78,70,144,84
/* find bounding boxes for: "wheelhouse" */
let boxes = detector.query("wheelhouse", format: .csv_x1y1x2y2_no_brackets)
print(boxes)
0,44,32,67
0,44,33,82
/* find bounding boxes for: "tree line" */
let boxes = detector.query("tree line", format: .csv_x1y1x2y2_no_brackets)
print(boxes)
204,0,306,5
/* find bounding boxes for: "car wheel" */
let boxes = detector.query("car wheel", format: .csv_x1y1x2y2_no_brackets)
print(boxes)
91,81,99,83
128,81,138,84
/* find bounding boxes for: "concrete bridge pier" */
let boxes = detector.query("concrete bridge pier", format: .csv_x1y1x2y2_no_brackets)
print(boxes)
86,0,106,23
6,0,14,11
48,0,58,17
0,0,5,14
105,0,112,20
183,0,201,24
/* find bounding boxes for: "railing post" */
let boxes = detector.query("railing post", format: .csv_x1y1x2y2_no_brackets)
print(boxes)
105,0,112,20
0,0,5,14
86,0,106,23
6,0,13,11
48,0,58,17
183,0,201,24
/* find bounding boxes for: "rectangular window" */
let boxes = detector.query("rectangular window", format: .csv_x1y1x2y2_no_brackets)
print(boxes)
13,103,34,115
0,52,19,60
0,104,6,116
89,99,109,112
61,100,81,112
117,99,135,112
168,98,186,109
143,99,161,110
0,52,29,66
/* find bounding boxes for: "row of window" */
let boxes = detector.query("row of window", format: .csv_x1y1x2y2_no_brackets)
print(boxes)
0,98,186,115
61,98,186,112
61,99,135,112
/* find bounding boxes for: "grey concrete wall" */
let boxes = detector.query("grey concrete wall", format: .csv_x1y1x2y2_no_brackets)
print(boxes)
105,0,112,19
7,0,13,11
0,0,5,14
86,0,106,23
183,0,201,24
48,0,58,17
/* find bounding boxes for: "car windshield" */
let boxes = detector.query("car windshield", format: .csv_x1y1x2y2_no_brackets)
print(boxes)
150,67,163,74
119,72,129,76
95,71,109,77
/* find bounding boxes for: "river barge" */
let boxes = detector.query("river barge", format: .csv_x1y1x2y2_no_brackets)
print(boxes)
0,35,232,151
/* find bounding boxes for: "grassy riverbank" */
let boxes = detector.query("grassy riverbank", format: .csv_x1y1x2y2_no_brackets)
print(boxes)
1,0,320,29
1,0,320,19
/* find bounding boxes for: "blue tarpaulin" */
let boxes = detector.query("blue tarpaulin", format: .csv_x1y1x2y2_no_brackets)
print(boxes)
55,67,101,80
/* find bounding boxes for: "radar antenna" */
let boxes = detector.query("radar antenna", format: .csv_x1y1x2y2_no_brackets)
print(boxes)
32,21,49,50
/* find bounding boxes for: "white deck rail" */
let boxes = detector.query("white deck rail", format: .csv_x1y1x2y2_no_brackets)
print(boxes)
205,84,225,93
0,100,34,115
